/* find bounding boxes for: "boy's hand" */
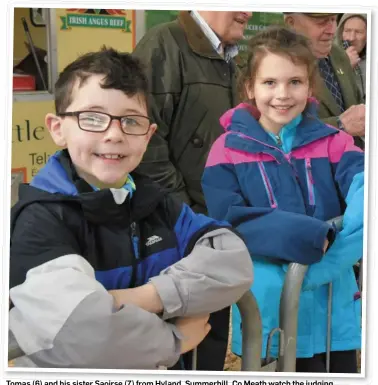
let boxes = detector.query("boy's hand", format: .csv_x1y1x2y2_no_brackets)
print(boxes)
176,314,211,354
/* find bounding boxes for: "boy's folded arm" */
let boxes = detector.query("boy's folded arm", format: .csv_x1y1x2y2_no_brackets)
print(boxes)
149,227,254,320
9,254,182,369
10,204,181,369
109,282,164,314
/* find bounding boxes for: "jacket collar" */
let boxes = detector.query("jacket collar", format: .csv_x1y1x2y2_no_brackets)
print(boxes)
26,150,166,226
222,99,338,152
178,11,226,60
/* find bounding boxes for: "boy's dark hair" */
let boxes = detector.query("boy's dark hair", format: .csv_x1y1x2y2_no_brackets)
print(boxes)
238,26,320,101
54,46,149,113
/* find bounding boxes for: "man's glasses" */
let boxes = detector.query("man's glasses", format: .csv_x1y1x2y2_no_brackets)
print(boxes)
58,111,151,136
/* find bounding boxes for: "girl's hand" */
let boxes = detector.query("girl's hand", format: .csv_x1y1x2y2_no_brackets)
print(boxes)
323,239,329,254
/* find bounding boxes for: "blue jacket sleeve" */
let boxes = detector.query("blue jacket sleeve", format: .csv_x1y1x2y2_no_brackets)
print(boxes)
202,161,333,265
164,194,230,258
302,172,364,290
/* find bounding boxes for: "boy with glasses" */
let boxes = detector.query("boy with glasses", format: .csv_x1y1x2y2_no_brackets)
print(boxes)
8,47,253,369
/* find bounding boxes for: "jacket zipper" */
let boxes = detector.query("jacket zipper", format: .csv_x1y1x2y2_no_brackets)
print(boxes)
305,158,315,206
131,222,140,259
233,132,303,182
235,132,285,159
129,221,140,288
257,162,277,208
230,131,315,210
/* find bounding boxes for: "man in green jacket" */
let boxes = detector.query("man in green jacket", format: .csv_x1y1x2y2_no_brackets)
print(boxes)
133,10,252,371
284,12,365,149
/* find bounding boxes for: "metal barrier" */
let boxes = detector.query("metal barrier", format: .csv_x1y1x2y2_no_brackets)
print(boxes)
236,291,263,371
276,216,343,372
239,216,344,372
276,263,309,372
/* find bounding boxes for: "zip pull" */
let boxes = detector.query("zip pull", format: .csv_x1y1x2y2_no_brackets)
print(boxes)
275,134,283,148
305,158,314,184
130,222,140,259
305,158,315,206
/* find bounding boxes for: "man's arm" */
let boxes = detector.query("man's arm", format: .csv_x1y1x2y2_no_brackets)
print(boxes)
133,26,192,205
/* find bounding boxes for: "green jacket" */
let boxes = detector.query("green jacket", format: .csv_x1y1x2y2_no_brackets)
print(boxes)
133,11,239,214
316,44,364,148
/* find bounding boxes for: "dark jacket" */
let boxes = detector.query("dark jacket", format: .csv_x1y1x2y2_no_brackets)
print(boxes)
9,150,253,369
133,11,239,214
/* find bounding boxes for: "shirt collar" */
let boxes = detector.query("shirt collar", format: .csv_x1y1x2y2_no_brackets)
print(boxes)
190,11,239,62
90,174,136,205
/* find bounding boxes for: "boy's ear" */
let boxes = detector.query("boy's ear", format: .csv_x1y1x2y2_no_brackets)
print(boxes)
145,123,157,142
45,113,67,147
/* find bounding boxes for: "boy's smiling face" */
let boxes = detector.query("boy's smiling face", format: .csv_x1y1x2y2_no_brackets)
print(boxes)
46,74,156,189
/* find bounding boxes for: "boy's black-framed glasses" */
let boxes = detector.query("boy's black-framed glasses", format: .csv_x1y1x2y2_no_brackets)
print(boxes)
58,111,152,136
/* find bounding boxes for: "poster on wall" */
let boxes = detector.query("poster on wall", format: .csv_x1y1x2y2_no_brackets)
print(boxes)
12,100,59,184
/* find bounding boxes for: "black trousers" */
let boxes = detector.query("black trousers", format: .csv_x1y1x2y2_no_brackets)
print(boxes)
296,350,358,373
169,307,230,370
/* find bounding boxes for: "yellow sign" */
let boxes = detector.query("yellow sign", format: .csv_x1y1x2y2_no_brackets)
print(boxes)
12,9,135,182
12,101,59,182
56,9,135,71
12,8,136,183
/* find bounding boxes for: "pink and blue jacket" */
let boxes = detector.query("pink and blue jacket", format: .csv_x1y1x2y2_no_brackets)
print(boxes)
202,100,364,358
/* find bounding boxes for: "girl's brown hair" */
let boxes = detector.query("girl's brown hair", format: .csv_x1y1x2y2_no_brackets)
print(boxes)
238,26,320,102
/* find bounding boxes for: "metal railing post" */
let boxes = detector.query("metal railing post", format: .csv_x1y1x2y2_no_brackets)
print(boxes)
277,216,344,372
236,291,263,371
191,290,263,371
277,263,308,372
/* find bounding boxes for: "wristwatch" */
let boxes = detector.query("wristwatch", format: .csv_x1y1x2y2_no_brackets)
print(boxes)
336,116,345,131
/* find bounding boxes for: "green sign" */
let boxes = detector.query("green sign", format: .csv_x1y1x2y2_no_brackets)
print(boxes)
145,10,179,29
145,11,284,60
61,13,131,31
144,11,284,39
238,12,284,61
144,11,284,63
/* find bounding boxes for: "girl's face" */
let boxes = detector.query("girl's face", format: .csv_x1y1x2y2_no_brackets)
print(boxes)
246,52,312,134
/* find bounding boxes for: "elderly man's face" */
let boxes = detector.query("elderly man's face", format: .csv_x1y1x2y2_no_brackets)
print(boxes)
286,14,337,58
343,17,367,54
207,11,252,45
